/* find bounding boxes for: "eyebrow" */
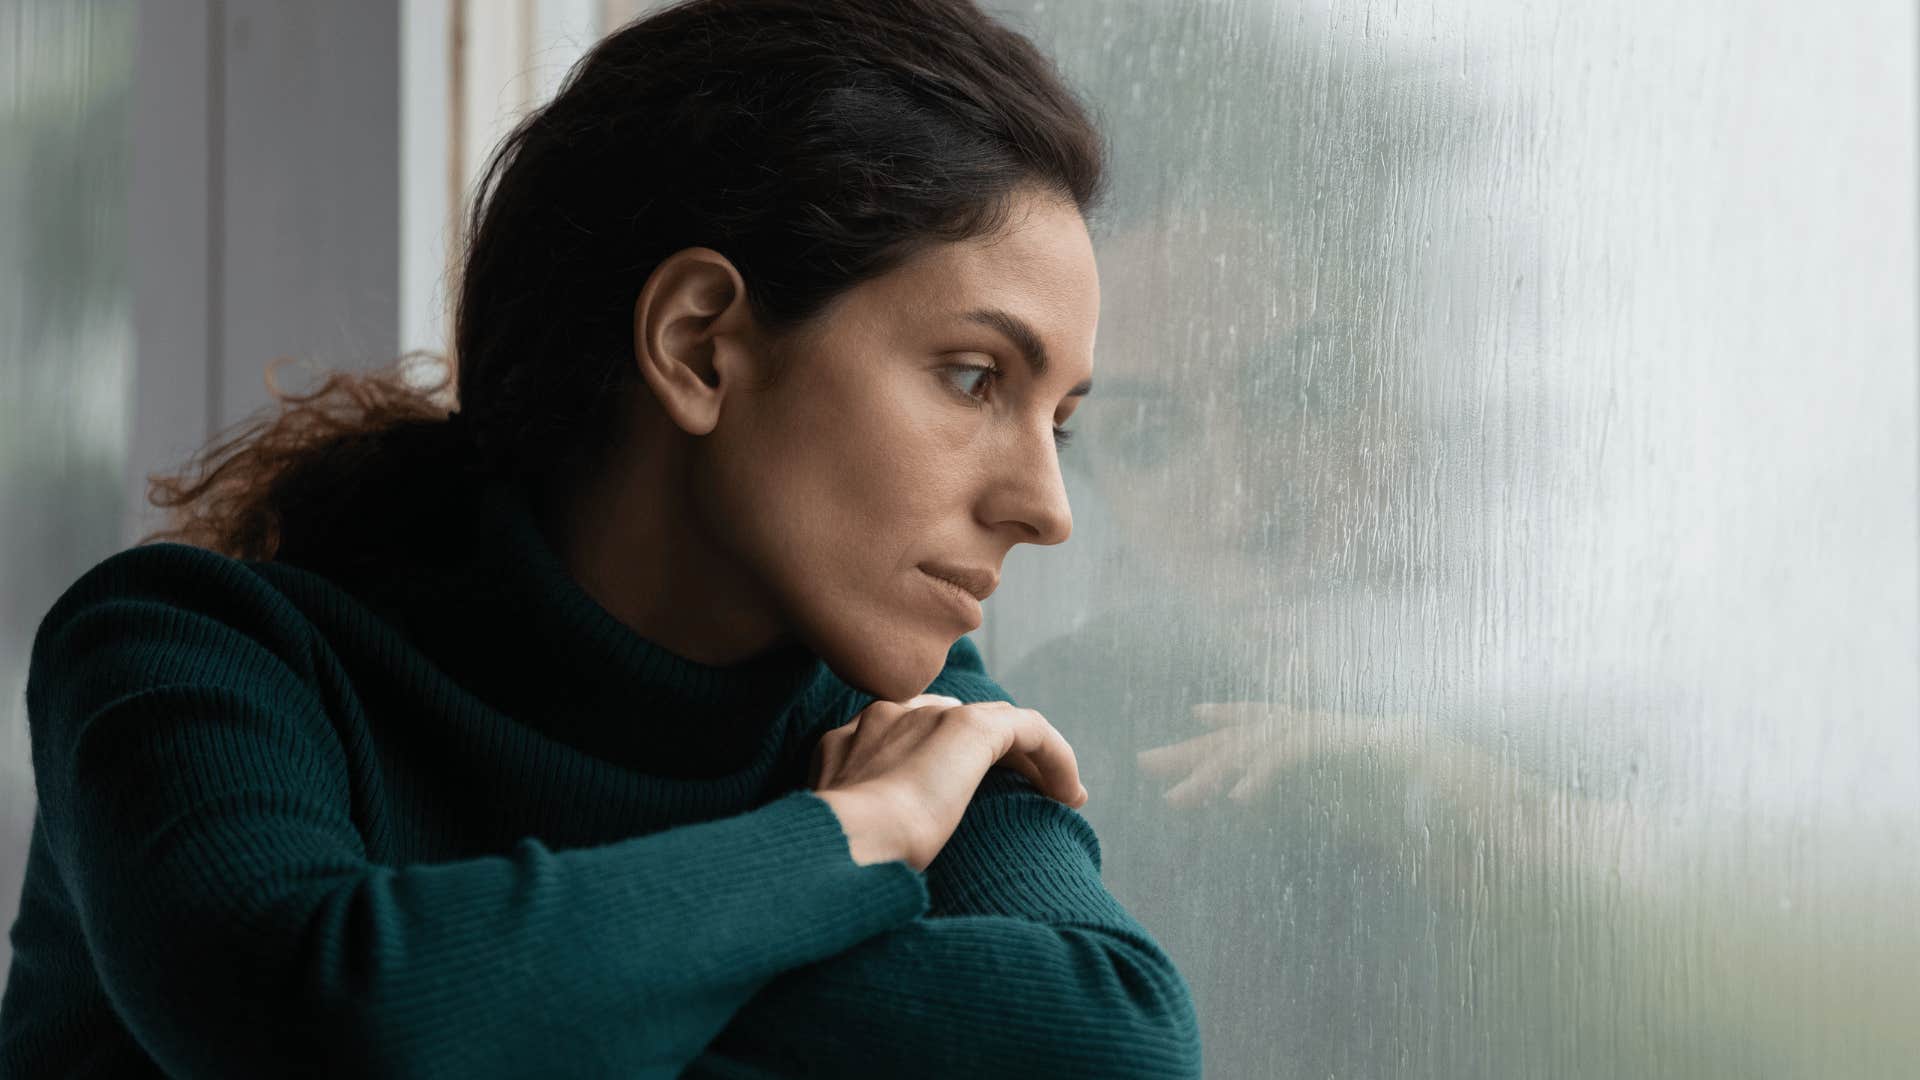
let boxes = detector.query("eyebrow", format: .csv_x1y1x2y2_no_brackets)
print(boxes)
961,307,1094,397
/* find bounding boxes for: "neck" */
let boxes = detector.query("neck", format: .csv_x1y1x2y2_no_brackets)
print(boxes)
539,420,793,669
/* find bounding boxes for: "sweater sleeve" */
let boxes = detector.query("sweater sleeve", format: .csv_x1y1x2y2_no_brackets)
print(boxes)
684,637,1203,1079
20,544,929,1080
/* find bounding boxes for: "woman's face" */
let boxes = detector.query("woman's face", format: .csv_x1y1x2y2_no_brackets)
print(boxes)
694,189,1100,701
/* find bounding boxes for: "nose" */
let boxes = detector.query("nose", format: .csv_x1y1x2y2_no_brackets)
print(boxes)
985,419,1074,546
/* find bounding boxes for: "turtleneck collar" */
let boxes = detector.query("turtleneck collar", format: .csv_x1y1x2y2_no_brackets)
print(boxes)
383,479,833,778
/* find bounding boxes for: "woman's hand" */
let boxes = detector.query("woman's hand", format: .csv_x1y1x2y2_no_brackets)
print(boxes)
809,693,1088,871
1137,700,1414,808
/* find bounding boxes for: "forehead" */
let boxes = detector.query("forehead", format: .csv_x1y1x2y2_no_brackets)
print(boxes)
867,197,1101,358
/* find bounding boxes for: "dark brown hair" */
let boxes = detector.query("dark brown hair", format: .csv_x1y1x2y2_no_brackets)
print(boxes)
141,0,1108,580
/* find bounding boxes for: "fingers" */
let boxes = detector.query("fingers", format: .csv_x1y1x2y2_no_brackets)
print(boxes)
871,695,1087,809
992,705,1086,807
1227,750,1290,802
1230,721,1320,799
1160,748,1240,807
922,698,1085,808
1136,727,1234,776
1188,701,1250,729
1147,717,1324,806
995,750,1051,793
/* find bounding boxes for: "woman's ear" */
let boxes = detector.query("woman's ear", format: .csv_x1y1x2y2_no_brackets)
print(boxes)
630,246,761,436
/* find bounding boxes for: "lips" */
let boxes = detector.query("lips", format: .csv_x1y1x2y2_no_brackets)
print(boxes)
917,562,999,601
920,568,985,627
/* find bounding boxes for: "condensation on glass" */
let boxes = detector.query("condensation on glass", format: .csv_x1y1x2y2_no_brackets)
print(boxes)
978,3,1920,1078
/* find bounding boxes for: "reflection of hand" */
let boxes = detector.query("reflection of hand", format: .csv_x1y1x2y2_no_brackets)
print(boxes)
1136,701,1411,808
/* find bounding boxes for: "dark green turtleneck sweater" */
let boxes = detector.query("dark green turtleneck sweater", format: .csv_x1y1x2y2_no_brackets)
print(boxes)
0,481,1200,1078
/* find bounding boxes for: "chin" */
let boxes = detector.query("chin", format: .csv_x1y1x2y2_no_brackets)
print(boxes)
816,629,950,705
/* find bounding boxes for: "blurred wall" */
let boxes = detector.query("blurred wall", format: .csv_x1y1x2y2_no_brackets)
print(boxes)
124,0,400,549
0,0,137,982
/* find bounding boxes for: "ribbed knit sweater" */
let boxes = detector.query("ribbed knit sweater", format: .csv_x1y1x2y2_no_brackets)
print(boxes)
0,480,1201,1078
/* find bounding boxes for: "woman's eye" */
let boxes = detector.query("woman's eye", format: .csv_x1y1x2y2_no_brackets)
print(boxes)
942,363,1075,450
943,363,998,401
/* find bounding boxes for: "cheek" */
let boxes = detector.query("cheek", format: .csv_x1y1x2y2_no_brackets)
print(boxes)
792,378,955,519
810,435,951,576
715,406,946,587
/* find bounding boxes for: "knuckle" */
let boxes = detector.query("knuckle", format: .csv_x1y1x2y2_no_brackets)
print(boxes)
953,702,1000,729
949,706,1005,745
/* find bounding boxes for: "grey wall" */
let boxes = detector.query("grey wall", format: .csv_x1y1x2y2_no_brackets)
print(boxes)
124,0,400,548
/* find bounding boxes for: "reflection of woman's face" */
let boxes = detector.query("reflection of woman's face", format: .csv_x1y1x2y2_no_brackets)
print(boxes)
1079,221,1404,597
700,189,1100,701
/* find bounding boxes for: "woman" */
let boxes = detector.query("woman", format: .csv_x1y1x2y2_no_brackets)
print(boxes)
0,0,1201,1076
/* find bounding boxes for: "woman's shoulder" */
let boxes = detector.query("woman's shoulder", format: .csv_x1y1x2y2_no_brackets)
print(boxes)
41,538,319,619
27,541,333,706
41,539,305,620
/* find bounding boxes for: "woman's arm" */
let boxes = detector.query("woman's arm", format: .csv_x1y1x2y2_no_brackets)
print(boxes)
688,906,1201,1079
18,544,928,1079
684,645,1203,1079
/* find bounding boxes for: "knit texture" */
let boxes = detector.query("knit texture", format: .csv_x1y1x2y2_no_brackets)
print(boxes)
1,480,1201,1078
